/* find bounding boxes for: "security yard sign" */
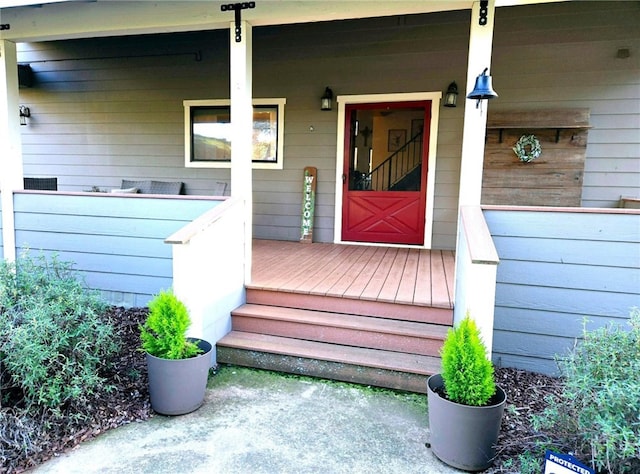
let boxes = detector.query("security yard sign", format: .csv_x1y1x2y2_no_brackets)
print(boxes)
300,166,317,243
544,450,594,474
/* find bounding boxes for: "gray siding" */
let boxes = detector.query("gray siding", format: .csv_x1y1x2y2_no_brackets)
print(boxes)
484,208,640,375
13,193,222,307
16,2,640,247
491,2,640,208
15,11,472,249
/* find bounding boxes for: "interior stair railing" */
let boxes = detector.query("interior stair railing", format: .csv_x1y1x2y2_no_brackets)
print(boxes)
365,130,423,191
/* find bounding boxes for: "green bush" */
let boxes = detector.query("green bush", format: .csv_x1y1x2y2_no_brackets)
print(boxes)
139,289,201,360
0,252,118,411
531,309,640,473
441,315,496,406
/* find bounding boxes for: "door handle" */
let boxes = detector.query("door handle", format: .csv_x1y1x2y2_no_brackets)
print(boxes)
342,174,347,184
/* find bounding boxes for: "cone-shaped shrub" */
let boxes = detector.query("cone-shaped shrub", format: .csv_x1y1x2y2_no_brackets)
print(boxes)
441,315,496,406
140,289,202,360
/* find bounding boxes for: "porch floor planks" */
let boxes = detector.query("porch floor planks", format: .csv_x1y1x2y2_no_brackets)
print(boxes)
359,247,401,302
430,251,449,308
251,240,454,310
328,246,382,297
395,248,420,304
343,246,390,298
377,248,410,303
308,245,368,296
252,241,333,290
251,239,294,275
283,244,354,293
413,250,433,306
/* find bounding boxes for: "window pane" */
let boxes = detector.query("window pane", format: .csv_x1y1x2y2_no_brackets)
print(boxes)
192,107,231,161
190,105,279,163
253,105,277,162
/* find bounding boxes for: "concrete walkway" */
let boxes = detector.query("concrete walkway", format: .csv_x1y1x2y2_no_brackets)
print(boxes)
33,367,464,474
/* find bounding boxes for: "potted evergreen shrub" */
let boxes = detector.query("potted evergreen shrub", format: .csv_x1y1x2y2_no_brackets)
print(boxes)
140,289,212,415
426,315,506,471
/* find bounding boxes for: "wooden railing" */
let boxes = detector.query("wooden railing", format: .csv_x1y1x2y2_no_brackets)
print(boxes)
454,205,500,355
166,197,246,363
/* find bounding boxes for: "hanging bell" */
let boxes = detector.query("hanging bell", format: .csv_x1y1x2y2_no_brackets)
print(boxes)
467,67,498,102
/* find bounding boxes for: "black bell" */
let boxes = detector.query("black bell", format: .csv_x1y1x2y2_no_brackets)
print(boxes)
467,68,498,104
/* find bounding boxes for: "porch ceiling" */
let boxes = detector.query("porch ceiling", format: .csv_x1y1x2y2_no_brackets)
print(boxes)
1,0,569,43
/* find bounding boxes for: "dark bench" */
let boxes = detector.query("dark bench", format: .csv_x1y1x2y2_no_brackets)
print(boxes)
24,177,58,191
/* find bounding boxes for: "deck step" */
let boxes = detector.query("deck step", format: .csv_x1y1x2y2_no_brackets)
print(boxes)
216,331,440,393
246,287,453,325
231,304,448,357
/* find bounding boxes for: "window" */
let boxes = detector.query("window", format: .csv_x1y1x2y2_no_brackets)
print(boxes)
184,98,286,169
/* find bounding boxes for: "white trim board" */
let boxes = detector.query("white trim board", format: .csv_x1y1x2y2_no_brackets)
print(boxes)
333,91,442,249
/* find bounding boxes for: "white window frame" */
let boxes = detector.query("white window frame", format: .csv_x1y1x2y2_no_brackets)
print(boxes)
184,98,286,169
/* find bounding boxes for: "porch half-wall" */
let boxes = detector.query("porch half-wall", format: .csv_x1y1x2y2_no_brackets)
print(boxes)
484,206,640,375
11,192,223,307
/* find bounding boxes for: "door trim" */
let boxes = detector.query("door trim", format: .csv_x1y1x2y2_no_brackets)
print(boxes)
333,92,442,248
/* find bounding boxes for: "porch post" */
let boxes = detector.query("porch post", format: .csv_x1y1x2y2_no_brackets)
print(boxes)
454,0,497,343
458,0,496,207
0,39,23,263
229,20,253,284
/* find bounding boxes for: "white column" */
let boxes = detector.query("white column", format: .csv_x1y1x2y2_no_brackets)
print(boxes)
229,20,253,284
458,0,496,207
0,40,23,263
454,1,497,339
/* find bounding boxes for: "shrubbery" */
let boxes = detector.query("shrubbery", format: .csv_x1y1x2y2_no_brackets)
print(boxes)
140,289,201,359
441,315,496,406
529,309,640,473
0,252,120,466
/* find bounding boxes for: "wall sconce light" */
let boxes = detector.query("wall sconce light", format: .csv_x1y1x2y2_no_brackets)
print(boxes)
467,68,498,109
443,81,458,108
19,105,31,126
321,86,333,111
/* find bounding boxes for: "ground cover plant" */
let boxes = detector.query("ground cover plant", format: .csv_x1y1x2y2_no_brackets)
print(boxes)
0,253,152,472
528,310,639,473
489,309,640,474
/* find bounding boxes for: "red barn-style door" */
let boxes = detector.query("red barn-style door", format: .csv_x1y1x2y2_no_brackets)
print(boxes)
341,101,431,245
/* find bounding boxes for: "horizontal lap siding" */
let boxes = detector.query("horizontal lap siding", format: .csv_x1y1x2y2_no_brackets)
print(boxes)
17,11,471,248
16,2,640,246
253,14,470,245
491,2,640,208
13,194,221,307
485,208,640,375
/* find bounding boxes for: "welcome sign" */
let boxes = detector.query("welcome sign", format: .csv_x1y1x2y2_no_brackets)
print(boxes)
300,166,317,243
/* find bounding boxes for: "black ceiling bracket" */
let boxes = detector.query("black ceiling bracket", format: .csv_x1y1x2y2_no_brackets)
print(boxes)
1,24,11,31
221,2,256,43
478,0,489,26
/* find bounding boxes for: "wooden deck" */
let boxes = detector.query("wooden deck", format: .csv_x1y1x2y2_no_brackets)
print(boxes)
250,240,455,310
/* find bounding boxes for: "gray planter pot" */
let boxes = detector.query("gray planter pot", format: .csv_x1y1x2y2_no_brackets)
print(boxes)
427,373,506,472
146,338,213,416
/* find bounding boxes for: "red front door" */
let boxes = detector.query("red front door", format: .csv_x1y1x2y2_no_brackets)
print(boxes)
341,101,431,245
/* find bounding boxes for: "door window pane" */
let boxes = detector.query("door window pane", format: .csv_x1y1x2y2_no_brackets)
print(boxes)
347,106,424,191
